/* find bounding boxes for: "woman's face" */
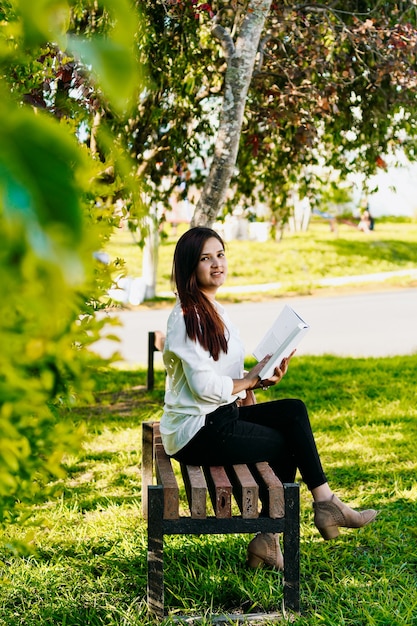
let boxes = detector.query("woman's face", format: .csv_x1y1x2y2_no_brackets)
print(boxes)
195,236,227,298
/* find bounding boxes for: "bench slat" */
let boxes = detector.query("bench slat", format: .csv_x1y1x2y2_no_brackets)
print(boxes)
227,464,259,519
203,466,232,518
181,464,207,519
252,462,285,518
151,423,281,519
155,443,179,520
142,421,155,517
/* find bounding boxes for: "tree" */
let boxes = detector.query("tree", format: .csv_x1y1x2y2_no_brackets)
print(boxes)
87,1,417,233
186,1,417,227
234,1,417,225
10,1,417,286
204,3,417,220
191,0,273,226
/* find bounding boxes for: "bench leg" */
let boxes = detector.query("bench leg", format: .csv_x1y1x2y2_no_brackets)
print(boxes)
283,483,300,614
147,485,164,620
147,331,155,391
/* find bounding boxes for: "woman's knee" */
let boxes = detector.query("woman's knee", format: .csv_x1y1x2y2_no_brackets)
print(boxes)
277,398,308,418
292,398,308,415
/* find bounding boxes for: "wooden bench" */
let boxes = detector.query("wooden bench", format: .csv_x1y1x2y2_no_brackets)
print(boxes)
142,421,300,621
147,331,165,390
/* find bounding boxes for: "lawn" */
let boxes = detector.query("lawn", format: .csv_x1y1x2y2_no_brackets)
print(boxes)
1,219,416,625
105,218,417,299
0,355,416,625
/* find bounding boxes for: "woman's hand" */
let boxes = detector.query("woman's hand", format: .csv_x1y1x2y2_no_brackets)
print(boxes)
246,350,296,390
244,355,271,389
233,351,296,396
237,388,257,407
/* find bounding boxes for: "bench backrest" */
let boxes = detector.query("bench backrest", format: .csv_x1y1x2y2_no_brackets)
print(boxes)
147,331,166,390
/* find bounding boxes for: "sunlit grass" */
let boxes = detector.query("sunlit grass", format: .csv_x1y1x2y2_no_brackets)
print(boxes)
0,355,416,625
105,219,417,298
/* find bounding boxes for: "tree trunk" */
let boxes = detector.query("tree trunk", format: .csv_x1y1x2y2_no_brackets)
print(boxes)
191,0,273,227
288,192,311,233
142,212,159,300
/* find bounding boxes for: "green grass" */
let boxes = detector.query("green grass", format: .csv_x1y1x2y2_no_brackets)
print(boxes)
105,218,417,300
1,221,417,624
1,357,416,625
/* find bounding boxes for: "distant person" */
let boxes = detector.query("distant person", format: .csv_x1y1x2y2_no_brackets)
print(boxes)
358,209,375,233
159,226,378,571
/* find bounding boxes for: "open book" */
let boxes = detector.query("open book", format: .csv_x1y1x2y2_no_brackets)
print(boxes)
253,305,310,379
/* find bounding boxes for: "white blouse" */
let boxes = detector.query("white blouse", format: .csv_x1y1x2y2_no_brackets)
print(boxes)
160,299,245,455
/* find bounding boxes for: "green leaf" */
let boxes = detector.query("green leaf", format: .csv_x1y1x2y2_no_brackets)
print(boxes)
0,100,85,244
68,36,141,113
67,0,146,113
15,0,70,47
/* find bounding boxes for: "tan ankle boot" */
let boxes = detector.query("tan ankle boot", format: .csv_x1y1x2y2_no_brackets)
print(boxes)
313,494,378,540
246,533,284,571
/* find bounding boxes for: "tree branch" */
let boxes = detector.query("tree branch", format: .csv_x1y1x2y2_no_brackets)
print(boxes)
211,17,235,64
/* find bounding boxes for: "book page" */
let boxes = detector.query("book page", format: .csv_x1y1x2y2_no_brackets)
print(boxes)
253,305,310,379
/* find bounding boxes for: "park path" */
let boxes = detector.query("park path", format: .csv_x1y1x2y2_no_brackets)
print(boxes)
92,286,417,366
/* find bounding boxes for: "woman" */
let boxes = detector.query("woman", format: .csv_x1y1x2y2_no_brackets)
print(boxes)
160,227,377,570
358,209,375,232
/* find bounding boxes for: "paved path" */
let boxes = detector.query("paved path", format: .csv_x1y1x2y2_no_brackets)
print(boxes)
93,287,417,366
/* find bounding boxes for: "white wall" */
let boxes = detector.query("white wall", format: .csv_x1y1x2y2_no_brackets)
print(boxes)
352,155,417,218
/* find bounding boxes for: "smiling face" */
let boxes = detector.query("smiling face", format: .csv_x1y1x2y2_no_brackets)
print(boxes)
195,236,227,299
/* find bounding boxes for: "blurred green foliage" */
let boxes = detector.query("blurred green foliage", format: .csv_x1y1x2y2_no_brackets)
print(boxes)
0,0,144,523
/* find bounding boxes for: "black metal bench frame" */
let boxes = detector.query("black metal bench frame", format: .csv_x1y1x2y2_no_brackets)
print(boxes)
147,331,165,391
142,420,301,622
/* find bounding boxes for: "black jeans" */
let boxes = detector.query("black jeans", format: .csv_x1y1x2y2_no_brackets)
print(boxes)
172,399,327,491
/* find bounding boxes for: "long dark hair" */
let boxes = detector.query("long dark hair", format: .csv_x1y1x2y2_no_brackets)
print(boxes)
172,227,228,360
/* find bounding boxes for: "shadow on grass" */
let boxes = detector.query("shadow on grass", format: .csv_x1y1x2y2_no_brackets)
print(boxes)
162,534,284,615
325,238,417,267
